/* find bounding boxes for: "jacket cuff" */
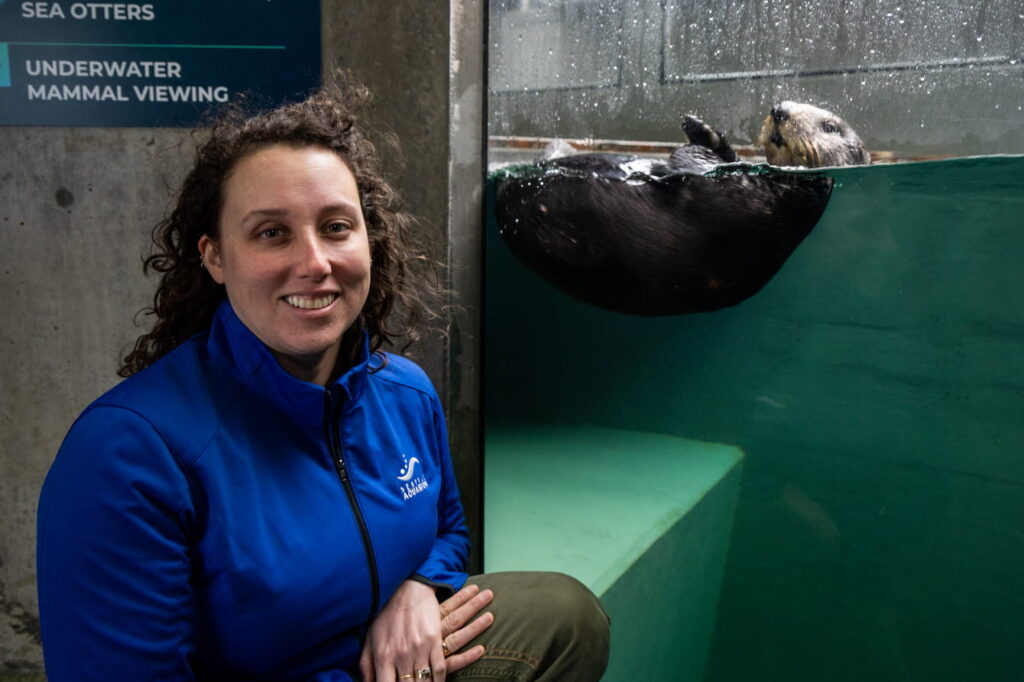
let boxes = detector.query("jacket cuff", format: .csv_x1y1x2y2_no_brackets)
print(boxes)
407,573,456,600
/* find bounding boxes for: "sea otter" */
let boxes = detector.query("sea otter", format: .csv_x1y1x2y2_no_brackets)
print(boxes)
758,101,870,167
494,103,867,316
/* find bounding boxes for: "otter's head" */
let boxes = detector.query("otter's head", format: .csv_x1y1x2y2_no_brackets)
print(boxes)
758,101,869,167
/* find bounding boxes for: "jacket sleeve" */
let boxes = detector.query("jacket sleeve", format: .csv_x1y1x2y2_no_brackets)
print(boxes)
37,405,198,681
410,396,470,597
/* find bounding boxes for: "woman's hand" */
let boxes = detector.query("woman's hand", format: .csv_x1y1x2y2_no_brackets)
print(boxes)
359,581,494,681
437,583,494,673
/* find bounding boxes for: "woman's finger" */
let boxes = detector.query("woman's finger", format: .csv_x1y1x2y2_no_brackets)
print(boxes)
382,646,411,682
444,644,487,674
428,640,448,682
443,610,494,660
440,589,494,638
359,646,376,682
411,656,438,682
376,659,398,682
437,584,480,621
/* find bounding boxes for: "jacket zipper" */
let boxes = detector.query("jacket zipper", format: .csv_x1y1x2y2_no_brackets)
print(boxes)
324,390,381,617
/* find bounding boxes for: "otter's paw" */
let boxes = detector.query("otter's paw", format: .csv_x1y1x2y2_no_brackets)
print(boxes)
680,114,737,163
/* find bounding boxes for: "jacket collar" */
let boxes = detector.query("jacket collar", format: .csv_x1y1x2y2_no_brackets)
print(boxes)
207,301,372,429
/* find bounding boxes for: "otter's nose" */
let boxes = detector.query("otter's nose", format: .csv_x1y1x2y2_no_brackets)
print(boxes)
771,106,789,124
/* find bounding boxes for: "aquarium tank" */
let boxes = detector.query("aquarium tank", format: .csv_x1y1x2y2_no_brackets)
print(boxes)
484,0,1023,680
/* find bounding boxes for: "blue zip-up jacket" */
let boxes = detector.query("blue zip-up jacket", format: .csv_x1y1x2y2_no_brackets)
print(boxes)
37,302,470,681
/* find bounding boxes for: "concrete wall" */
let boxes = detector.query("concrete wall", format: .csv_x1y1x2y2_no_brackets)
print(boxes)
489,0,1024,157
0,1,484,673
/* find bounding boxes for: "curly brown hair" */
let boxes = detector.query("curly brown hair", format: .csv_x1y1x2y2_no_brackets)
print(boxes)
119,78,443,377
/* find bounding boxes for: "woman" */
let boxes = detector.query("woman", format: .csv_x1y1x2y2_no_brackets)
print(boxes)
36,80,609,681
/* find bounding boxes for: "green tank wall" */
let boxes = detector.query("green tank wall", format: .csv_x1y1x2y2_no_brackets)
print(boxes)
484,157,1024,680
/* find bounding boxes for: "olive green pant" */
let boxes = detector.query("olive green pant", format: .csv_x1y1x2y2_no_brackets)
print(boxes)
449,572,610,682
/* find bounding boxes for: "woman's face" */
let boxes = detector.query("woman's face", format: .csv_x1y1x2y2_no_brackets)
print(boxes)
199,144,372,385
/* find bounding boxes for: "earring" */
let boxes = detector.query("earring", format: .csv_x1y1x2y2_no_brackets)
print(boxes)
199,256,206,269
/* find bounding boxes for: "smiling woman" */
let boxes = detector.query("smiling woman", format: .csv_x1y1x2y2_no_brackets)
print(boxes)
117,80,441,380
35,77,609,682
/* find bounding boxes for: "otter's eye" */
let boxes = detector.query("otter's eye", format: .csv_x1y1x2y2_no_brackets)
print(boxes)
821,121,842,134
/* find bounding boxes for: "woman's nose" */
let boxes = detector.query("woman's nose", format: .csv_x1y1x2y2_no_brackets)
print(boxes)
295,235,331,279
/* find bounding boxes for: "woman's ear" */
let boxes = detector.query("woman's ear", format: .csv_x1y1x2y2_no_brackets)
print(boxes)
197,234,226,285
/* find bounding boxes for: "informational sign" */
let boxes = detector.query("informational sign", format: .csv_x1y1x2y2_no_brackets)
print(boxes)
0,1,320,126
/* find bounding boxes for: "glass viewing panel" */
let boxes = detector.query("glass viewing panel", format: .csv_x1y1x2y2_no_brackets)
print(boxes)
486,1,1023,680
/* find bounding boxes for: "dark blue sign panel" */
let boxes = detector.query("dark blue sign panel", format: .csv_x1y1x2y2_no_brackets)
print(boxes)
0,1,320,126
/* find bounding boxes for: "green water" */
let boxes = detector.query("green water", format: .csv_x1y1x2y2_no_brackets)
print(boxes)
485,156,1024,681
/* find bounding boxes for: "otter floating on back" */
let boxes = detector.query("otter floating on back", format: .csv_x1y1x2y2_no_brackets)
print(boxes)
494,102,868,316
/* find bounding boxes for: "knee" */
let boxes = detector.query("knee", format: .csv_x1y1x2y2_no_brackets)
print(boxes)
538,573,610,677
538,573,607,627
463,572,610,680
510,572,610,662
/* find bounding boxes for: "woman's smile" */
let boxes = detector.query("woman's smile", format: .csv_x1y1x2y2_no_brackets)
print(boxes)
284,293,340,310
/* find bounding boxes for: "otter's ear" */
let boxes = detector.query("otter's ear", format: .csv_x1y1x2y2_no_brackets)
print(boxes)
197,234,226,285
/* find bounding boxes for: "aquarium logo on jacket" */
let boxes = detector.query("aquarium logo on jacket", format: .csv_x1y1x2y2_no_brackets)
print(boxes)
397,454,429,501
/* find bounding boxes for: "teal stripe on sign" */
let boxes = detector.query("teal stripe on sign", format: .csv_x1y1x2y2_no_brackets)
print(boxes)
9,42,285,50
0,43,9,87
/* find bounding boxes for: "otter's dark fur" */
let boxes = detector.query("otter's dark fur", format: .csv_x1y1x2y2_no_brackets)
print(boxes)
494,105,857,316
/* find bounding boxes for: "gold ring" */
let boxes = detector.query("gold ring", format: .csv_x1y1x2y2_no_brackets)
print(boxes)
398,675,415,680
415,667,433,679
442,640,451,657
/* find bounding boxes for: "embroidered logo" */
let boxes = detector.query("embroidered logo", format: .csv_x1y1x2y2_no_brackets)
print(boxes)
396,456,420,482
396,454,428,501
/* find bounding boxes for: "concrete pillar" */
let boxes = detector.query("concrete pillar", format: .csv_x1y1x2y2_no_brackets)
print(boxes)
325,0,486,572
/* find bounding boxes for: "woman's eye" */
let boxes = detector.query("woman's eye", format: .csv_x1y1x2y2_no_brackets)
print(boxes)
259,227,283,239
324,222,350,234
